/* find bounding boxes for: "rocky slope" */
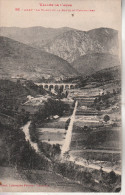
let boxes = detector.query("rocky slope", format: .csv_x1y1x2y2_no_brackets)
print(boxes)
42,28,119,63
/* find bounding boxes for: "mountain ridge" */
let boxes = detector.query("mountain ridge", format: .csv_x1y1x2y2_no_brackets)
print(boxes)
0,26,72,48
71,53,120,76
0,26,119,63
0,36,78,81
42,27,119,62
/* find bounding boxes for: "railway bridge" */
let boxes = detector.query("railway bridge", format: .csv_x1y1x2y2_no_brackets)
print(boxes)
36,83,78,90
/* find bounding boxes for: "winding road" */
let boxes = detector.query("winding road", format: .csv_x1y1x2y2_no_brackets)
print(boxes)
21,121,39,152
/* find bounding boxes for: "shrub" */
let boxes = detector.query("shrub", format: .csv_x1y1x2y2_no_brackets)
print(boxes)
104,115,110,122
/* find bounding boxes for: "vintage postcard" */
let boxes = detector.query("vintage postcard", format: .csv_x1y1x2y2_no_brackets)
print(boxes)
0,0,122,192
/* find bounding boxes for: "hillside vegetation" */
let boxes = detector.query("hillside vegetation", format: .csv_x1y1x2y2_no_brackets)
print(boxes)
0,36,78,81
72,53,120,77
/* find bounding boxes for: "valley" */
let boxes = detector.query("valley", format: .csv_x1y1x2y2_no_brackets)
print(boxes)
0,72,121,192
16,76,121,192
0,25,121,192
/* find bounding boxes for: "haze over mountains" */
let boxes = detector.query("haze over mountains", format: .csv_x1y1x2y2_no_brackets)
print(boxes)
0,27,119,63
0,26,120,81
0,26,72,49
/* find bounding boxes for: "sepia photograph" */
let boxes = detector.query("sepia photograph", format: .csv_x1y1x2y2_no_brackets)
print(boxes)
0,0,122,192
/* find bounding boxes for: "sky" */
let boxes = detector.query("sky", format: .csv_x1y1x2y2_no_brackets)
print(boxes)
0,0,121,31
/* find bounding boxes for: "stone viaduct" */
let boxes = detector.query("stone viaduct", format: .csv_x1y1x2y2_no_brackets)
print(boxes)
36,83,78,90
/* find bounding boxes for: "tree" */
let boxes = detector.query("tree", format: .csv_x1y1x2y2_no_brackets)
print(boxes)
83,171,92,183
63,151,70,160
104,115,110,122
65,118,70,130
113,89,116,95
94,98,98,104
52,144,61,157
108,170,117,184
65,90,68,98
96,105,101,111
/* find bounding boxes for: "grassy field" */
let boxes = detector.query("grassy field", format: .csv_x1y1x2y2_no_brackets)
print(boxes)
70,150,121,162
36,117,69,145
69,84,121,166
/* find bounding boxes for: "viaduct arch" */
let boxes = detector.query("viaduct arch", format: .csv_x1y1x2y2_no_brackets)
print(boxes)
36,83,78,90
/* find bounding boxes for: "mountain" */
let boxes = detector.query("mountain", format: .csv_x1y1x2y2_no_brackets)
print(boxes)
0,27,119,63
87,66,121,82
71,53,120,76
0,36,78,81
78,65,121,94
81,65,121,87
42,28,119,62
0,26,72,48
